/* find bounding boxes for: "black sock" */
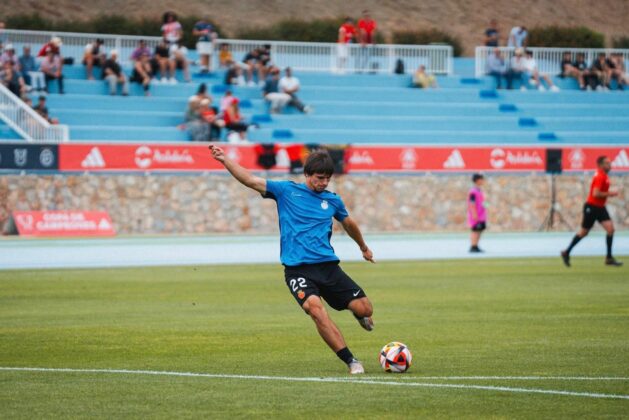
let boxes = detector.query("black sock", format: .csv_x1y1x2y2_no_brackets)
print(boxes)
566,234,583,254
606,234,613,259
336,347,355,365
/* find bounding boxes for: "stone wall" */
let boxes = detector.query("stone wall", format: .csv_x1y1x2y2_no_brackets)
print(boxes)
1,173,628,235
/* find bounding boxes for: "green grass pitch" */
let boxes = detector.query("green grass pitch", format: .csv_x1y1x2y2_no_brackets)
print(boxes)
1,257,628,418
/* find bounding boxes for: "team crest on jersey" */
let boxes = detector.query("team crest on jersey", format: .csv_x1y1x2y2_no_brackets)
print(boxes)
321,200,329,210
297,290,306,299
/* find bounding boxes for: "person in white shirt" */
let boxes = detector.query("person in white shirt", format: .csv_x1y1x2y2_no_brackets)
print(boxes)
508,26,528,48
169,41,191,83
278,67,311,113
524,50,560,92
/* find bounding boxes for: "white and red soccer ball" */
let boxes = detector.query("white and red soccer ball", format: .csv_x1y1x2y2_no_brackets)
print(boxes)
379,341,412,373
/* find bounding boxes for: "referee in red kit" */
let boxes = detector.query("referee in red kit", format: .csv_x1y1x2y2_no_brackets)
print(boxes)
561,155,622,267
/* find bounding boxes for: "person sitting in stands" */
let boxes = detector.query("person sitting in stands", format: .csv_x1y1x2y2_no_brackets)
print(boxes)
412,65,438,88
523,50,559,92
224,61,245,86
37,36,62,59
19,46,44,91
169,40,191,83
39,49,64,94
486,48,506,89
130,39,152,62
83,38,106,80
152,39,173,83
223,96,255,143
103,50,129,96
219,43,233,68
33,95,59,124
608,53,627,90
130,50,153,96
263,66,290,114
560,51,585,90
506,47,527,90
279,67,311,112
590,53,610,91
185,97,209,141
1,61,26,98
199,97,223,141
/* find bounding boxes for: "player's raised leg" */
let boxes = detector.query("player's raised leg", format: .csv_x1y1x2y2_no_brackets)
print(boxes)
302,295,364,374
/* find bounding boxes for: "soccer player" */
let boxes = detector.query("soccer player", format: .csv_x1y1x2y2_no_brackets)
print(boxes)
468,173,487,253
209,145,375,374
561,156,623,267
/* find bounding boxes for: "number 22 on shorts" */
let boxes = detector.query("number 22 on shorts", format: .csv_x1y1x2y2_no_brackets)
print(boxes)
289,277,307,292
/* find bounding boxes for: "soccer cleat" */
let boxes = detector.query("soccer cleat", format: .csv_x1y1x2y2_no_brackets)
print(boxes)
605,258,623,267
348,359,365,374
355,315,374,332
561,250,571,267
469,246,484,253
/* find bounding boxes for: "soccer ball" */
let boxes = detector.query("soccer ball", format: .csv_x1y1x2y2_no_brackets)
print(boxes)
379,342,412,373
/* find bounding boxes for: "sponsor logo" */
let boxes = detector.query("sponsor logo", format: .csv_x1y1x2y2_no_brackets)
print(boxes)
81,147,106,168
297,290,305,300
400,148,417,169
348,150,375,166
321,200,329,210
225,147,242,163
15,214,34,231
568,148,585,169
14,148,27,167
443,149,466,169
353,290,361,297
490,148,543,169
39,148,55,167
612,150,629,168
134,146,195,169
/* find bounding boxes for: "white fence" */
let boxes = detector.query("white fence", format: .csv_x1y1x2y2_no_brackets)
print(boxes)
2,28,453,75
475,46,629,78
0,84,69,142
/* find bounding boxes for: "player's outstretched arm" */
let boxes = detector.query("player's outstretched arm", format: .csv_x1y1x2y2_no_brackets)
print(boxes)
341,216,374,263
209,145,266,194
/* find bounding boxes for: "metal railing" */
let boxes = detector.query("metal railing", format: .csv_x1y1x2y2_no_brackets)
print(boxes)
0,84,69,142
2,28,453,74
475,46,629,78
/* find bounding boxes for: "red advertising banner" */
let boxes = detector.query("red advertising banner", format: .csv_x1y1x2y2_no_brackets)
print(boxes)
562,147,629,172
12,211,116,237
345,146,547,172
57,143,629,173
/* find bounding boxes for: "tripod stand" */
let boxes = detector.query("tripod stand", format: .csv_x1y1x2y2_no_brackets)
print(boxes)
539,174,572,231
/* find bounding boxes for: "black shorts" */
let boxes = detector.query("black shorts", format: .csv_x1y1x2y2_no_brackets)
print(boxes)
471,221,487,232
284,261,366,311
581,203,610,229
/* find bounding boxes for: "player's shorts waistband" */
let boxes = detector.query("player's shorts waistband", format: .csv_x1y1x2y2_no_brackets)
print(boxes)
283,260,340,269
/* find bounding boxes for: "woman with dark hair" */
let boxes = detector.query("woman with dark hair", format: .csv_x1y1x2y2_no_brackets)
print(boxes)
161,11,183,45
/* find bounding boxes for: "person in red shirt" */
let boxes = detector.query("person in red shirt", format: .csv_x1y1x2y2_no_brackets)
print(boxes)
561,155,622,267
336,17,356,73
357,10,377,72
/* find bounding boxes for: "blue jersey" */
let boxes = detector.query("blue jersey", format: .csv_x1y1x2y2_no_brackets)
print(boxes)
264,180,349,266
194,21,214,41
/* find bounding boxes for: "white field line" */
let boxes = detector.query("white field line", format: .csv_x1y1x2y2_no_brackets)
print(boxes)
334,376,629,381
1,367,628,400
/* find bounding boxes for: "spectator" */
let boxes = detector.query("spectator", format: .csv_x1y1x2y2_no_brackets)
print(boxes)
560,51,585,90
169,40,191,83
37,36,62,58
506,47,527,90
102,50,129,96
484,19,500,47
152,39,172,83
507,25,528,48
19,46,44,90
189,83,210,103
223,96,255,142
486,47,506,89
590,53,610,91
39,49,64,94
219,43,233,68
224,61,245,86
242,46,271,86
161,11,183,45
337,17,356,73
83,38,106,80
608,53,627,90
357,10,377,72
279,67,311,113
199,97,223,141
0,44,19,69
263,66,289,113
130,39,152,62
0,21,5,44
193,16,217,73
184,97,208,141
34,95,58,124
1,62,26,97
220,89,235,112
130,50,153,96
412,65,438,89
524,50,559,92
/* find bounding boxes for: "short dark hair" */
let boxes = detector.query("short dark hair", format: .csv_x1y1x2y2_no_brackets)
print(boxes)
472,173,484,183
596,155,608,166
304,150,335,176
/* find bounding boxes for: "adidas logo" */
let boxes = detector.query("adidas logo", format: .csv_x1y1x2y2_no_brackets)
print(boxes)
81,147,106,168
443,149,465,169
612,150,629,168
